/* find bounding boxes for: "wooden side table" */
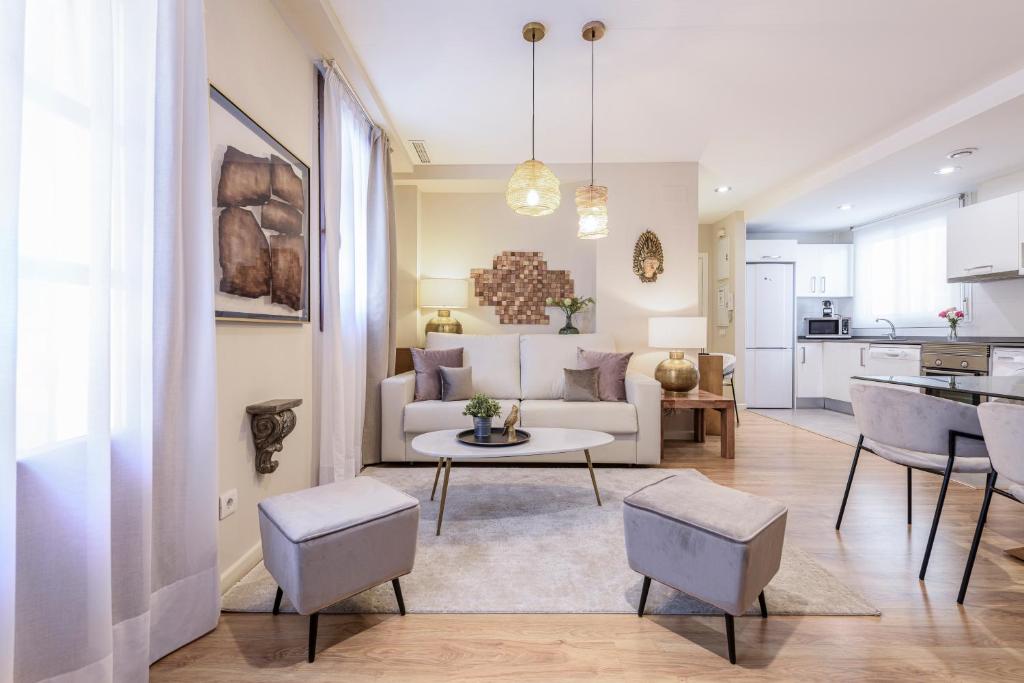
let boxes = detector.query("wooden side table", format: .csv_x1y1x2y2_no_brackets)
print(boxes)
662,390,736,459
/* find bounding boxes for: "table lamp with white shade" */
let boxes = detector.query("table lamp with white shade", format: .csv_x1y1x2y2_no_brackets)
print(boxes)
420,278,469,335
649,316,708,393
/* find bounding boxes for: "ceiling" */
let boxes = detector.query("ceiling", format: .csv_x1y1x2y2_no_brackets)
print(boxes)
327,0,1024,224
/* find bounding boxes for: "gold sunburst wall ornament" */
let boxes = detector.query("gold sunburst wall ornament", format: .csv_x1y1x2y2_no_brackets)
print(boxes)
506,22,561,216
633,230,665,283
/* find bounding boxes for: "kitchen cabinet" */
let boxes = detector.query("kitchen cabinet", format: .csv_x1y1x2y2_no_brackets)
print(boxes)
795,244,854,297
745,348,793,408
822,341,870,404
947,192,1021,282
746,239,798,263
796,342,824,398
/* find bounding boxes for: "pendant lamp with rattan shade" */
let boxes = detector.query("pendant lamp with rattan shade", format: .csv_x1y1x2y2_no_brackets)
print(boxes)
506,22,561,216
577,20,608,239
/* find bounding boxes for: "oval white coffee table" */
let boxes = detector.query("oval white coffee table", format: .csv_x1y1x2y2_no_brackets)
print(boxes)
410,427,614,535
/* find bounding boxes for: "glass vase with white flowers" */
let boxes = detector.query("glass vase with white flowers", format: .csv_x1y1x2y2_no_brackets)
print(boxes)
545,296,595,335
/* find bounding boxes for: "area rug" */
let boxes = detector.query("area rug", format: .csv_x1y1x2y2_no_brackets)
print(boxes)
223,466,879,616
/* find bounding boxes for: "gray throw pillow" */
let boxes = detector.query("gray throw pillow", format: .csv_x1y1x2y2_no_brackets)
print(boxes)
412,347,463,401
439,366,474,402
578,348,633,401
563,367,601,402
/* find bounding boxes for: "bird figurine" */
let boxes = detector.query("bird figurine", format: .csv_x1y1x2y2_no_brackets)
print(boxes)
502,404,520,440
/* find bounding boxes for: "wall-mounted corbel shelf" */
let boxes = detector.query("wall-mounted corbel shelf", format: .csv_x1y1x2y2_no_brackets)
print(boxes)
246,398,303,474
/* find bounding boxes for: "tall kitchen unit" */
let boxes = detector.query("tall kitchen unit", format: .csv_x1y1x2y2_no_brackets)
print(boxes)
744,262,794,408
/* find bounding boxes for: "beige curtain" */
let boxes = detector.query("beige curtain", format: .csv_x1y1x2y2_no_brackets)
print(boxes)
362,127,397,465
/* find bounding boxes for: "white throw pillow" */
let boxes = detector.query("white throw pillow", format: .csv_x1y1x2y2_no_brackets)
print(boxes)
426,332,521,399
520,333,616,399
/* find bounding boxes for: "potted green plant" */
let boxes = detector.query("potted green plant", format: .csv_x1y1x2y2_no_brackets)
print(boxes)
545,295,595,335
463,394,503,439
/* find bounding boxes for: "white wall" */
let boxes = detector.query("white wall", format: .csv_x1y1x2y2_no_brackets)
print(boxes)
206,0,319,590
403,162,701,375
394,185,420,348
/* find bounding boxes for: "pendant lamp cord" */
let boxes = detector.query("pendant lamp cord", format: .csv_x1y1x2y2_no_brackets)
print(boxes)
531,35,536,160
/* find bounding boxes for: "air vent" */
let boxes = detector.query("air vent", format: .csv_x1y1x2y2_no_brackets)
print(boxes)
409,140,430,164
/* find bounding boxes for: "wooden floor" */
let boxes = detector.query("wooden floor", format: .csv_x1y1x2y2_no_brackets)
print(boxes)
151,411,1024,681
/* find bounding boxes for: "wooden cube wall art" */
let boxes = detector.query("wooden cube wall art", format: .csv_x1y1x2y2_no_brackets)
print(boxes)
470,251,574,324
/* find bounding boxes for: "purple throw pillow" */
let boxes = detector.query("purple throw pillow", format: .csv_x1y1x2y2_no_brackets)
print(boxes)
412,347,463,401
577,348,633,402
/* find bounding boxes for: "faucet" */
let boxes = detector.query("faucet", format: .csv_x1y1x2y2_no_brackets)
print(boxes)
876,317,896,340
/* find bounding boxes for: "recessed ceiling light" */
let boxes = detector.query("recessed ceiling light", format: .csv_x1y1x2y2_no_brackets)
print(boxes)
934,166,960,175
837,203,853,211
947,147,977,160
714,185,732,193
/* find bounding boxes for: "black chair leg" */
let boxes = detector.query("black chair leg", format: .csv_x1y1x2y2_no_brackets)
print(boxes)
836,436,863,530
724,613,736,664
307,612,319,663
958,472,998,604
392,577,406,616
907,467,913,525
637,576,651,617
919,456,956,581
273,586,283,615
729,378,740,426
758,591,767,619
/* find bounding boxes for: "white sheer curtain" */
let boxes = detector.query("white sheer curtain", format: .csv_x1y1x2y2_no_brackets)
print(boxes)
852,199,964,329
4,0,218,680
319,67,372,483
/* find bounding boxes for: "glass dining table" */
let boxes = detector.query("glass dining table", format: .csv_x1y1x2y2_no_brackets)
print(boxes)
854,374,1024,563
852,374,1024,402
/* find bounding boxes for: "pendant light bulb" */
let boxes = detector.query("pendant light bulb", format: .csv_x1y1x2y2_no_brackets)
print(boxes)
578,20,608,239
506,22,561,217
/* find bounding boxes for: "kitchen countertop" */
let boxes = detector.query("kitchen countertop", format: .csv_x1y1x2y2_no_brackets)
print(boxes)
797,336,1024,346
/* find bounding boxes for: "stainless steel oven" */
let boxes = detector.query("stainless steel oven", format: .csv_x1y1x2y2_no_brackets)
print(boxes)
920,343,989,405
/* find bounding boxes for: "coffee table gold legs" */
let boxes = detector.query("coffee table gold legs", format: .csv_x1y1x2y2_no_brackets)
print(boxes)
430,457,443,501
585,449,602,506
436,458,452,536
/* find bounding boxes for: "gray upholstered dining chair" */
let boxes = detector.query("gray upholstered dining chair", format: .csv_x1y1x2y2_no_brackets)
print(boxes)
958,401,1024,603
837,383,990,580
709,352,740,425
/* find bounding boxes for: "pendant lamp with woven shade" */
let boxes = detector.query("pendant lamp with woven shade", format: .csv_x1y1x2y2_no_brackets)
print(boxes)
577,21,608,239
506,22,560,216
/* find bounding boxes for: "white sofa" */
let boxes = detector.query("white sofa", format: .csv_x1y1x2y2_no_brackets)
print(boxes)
381,332,663,464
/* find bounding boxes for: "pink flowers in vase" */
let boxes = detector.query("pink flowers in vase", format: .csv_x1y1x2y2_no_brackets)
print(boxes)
938,307,965,340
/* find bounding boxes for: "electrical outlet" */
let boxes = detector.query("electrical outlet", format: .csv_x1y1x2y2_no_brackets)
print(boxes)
219,489,238,520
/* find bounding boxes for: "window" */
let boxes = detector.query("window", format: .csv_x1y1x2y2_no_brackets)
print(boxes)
851,199,968,329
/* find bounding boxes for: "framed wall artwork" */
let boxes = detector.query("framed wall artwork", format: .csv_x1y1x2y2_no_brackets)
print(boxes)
209,84,310,323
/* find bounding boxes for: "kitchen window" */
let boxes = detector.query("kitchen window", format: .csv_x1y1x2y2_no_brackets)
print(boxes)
851,199,969,329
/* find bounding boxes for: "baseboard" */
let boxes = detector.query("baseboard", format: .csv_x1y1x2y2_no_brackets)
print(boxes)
220,541,263,594
795,397,825,409
824,398,854,415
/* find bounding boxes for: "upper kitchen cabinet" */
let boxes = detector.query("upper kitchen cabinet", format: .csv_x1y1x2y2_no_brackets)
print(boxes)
795,243,854,297
947,192,1022,282
746,239,798,263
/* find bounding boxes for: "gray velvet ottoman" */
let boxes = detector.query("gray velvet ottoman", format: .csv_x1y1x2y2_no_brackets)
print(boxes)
623,470,787,664
258,476,419,662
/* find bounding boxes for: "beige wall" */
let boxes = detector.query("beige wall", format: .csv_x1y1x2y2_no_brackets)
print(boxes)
394,185,420,348
206,0,319,590
399,162,700,375
702,212,746,401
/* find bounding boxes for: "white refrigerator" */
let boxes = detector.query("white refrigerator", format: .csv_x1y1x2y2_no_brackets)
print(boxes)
744,262,794,408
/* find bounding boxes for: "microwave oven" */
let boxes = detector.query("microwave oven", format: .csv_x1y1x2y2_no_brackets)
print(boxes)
805,316,850,338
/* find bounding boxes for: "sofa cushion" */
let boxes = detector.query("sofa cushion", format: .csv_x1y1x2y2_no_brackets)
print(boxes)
563,367,601,402
520,399,637,434
427,332,521,399
578,348,633,401
404,399,520,433
520,333,615,399
439,366,474,401
412,347,462,401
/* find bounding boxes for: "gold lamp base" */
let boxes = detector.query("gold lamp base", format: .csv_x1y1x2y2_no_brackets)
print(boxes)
655,350,700,393
425,309,463,335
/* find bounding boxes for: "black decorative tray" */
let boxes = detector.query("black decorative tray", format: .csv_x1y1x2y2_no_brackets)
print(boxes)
456,428,531,447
